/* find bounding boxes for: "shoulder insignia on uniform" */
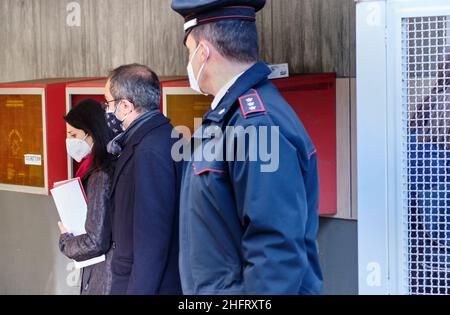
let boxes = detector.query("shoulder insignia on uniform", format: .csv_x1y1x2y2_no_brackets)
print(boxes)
238,89,266,118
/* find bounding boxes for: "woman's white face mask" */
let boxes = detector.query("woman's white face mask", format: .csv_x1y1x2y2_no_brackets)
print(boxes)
187,44,210,95
66,133,92,163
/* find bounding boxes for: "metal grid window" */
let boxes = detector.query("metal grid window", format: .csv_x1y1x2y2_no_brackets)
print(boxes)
403,16,450,295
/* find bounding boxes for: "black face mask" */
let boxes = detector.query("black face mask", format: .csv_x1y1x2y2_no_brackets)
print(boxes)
105,111,123,136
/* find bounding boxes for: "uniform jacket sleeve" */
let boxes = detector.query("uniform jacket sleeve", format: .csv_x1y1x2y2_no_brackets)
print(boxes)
59,171,113,262
229,118,314,294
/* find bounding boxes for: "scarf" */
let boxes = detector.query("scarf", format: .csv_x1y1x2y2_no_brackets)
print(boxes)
75,153,94,179
107,110,160,156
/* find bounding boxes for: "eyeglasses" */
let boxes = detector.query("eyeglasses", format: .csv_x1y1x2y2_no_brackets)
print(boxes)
102,99,121,111
103,98,134,111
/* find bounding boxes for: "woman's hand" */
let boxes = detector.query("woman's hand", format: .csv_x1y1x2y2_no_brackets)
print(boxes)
58,221,68,235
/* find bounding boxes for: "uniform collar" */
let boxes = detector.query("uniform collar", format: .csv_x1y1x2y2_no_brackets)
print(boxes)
211,71,245,110
204,61,271,124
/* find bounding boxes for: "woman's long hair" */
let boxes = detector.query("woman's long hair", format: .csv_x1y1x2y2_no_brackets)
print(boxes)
64,99,115,174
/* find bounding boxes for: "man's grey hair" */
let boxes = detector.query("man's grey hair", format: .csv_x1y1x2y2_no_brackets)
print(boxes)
190,20,259,64
108,64,161,112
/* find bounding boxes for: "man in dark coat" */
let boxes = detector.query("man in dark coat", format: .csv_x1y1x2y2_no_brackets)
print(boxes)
172,0,323,294
104,64,182,295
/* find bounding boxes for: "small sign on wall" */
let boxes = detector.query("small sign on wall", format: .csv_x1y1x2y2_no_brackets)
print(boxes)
24,154,42,166
268,63,289,80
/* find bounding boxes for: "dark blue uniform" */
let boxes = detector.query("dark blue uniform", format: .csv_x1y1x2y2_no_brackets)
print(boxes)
179,62,323,294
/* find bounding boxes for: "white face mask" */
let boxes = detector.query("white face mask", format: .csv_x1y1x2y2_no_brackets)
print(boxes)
66,134,92,163
187,44,209,95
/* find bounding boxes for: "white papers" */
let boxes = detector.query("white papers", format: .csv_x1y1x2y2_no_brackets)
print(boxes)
51,178,105,269
73,255,105,269
51,178,88,236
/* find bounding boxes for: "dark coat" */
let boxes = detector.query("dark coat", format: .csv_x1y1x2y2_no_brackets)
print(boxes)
109,113,182,295
179,62,323,295
59,170,114,295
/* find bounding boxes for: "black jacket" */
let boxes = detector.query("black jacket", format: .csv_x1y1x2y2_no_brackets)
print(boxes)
109,112,182,295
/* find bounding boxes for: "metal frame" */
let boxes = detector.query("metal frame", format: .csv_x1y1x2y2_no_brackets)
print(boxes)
65,87,104,178
357,0,390,294
0,88,48,195
67,85,200,177
358,0,450,295
161,86,203,117
390,0,450,295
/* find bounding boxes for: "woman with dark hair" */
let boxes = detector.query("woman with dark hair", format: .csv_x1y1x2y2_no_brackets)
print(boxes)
57,99,116,295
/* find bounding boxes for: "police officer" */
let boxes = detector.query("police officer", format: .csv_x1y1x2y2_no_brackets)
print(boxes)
172,0,323,295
